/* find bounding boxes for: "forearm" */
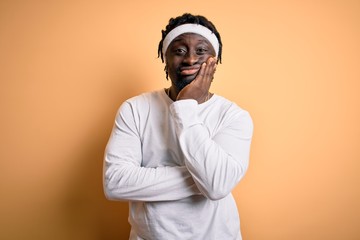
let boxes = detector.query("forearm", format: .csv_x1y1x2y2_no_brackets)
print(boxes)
104,158,200,202
178,125,250,200
103,102,201,202
170,99,253,200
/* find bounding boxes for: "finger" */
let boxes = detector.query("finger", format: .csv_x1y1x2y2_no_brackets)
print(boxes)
209,57,217,72
192,62,207,84
203,57,216,82
193,57,216,86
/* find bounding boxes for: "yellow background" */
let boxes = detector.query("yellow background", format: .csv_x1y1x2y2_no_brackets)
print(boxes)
1,0,359,239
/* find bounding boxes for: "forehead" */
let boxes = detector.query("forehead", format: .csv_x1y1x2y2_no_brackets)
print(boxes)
170,33,211,45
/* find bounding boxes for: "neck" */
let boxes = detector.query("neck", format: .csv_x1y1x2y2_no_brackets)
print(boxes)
166,86,212,103
168,86,177,101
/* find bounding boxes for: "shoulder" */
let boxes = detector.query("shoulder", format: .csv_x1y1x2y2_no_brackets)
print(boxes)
118,90,165,115
121,90,161,107
211,95,253,136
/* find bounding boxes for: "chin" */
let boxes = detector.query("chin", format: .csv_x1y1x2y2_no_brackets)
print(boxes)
183,75,197,83
174,76,195,91
174,82,188,91
170,72,197,90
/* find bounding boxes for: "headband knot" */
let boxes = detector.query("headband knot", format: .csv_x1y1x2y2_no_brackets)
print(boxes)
162,23,220,57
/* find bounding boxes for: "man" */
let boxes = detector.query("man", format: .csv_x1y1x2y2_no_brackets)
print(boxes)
104,13,253,240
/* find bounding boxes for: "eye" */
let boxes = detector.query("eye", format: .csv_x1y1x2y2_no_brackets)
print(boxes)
196,47,208,55
174,48,187,56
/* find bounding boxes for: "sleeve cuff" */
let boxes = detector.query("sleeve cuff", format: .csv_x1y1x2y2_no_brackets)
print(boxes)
169,99,200,130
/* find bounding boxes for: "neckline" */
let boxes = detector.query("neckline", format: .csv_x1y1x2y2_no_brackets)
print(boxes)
162,88,216,106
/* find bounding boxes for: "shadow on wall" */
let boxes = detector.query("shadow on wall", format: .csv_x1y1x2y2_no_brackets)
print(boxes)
59,71,148,240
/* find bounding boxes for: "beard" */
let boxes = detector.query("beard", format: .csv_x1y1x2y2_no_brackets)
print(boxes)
171,72,197,92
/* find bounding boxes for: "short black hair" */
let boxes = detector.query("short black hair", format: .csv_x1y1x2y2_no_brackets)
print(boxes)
158,13,223,64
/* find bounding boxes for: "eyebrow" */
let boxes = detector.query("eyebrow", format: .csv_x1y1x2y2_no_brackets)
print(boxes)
171,38,209,44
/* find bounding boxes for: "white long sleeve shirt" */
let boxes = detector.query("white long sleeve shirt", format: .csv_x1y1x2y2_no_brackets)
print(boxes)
104,89,253,240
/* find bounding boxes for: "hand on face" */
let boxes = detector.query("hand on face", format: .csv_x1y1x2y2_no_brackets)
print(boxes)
176,56,217,103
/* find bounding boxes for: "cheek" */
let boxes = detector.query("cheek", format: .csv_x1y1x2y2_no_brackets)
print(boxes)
166,60,180,72
197,54,213,64
166,64,178,80
198,56,207,63
166,63,175,73
205,52,215,59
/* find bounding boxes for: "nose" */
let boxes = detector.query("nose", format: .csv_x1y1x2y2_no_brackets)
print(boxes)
183,51,200,65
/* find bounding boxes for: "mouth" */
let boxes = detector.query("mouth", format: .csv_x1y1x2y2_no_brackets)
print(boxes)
180,66,200,76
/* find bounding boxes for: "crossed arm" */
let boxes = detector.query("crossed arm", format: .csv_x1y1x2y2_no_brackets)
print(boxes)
170,100,253,200
103,102,201,202
103,99,253,202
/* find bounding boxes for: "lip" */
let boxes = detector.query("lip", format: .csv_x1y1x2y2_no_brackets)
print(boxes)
180,66,200,76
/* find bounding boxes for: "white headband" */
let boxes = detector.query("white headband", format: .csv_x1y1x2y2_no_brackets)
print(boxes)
162,23,219,57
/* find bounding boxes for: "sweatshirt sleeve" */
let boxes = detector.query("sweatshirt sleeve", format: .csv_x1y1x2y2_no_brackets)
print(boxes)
170,99,253,201
103,101,200,202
